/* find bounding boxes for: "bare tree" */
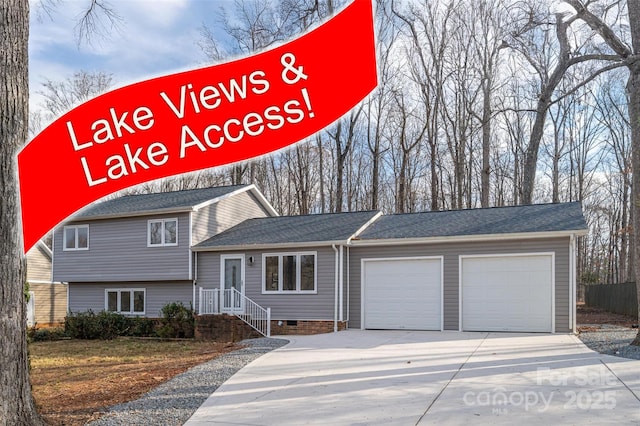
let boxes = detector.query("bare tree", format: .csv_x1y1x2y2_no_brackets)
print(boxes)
38,70,113,117
562,0,640,344
0,1,45,424
0,2,122,422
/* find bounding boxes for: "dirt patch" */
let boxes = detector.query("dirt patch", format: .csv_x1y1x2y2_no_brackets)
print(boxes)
577,303,638,332
29,338,239,426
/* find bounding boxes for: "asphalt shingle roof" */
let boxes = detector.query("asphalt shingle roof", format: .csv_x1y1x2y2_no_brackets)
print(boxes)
75,185,249,219
195,211,380,248
357,202,587,240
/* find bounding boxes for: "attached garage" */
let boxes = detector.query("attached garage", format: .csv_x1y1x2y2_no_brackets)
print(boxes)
362,257,442,330
460,254,554,332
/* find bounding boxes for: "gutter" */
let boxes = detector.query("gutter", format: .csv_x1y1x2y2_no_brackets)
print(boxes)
332,244,339,332
348,229,589,246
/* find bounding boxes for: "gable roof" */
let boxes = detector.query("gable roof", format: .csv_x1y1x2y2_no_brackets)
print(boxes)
72,184,277,220
355,202,587,242
194,210,381,251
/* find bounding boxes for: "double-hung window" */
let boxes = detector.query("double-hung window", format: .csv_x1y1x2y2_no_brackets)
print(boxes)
263,252,316,293
63,225,89,251
148,218,178,247
105,289,145,315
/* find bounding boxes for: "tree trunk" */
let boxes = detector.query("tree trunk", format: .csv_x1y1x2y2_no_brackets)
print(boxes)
0,1,45,424
627,0,640,346
481,79,491,207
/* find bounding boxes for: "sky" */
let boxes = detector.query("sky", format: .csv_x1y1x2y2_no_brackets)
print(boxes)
29,0,234,114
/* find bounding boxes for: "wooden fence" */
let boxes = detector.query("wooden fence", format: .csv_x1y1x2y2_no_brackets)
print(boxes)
583,282,638,317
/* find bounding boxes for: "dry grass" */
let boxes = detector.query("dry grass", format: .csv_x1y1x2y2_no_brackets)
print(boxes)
29,338,238,425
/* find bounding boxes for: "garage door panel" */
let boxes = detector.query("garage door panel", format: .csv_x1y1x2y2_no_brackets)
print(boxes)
462,255,553,332
363,258,441,330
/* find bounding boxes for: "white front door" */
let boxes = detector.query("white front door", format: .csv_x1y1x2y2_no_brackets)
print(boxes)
221,255,244,313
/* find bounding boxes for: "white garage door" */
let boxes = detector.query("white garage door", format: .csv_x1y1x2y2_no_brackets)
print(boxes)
461,254,553,332
363,257,441,330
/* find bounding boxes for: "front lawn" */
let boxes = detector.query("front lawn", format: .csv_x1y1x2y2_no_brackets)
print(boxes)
29,338,238,425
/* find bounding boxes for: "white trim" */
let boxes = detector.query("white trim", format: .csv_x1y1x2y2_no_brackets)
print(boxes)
333,245,338,332
193,230,587,252
339,245,344,322
26,280,64,285
570,235,577,333
73,207,193,222
459,252,556,333
348,211,383,242
66,185,278,222
188,212,193,280
349,230,588,247
62,225,89,251
147,218,178,247
346,246,350,323
220,253,246,293
261,251,318,294
104,288,146,315
360,256,444,331
35,240,53,259
193,240,348,252
192,184,279,217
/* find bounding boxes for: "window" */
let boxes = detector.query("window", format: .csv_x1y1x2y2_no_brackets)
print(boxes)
63,225,89,251
105,289,145,314
148,218,177,246
263,252,316,293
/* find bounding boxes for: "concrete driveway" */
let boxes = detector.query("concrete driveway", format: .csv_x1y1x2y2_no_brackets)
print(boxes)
185,330,640,425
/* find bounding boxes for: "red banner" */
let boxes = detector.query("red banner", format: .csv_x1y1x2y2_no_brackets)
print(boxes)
18,0,377,253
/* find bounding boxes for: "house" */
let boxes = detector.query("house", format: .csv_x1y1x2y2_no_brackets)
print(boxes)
53,184,588,334
53,184,278,317
26,241,68,327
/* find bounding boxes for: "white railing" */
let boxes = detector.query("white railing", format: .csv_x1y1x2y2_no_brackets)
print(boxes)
198,288,219,314
198,287,271,337
230,288,271,337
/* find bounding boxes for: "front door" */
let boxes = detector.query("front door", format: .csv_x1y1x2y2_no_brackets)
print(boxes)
221,255,244,313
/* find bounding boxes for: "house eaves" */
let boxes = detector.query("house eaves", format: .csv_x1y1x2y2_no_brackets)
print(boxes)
191,239,351,252
64,206,196,222
191,184,279,217
350,229,588,247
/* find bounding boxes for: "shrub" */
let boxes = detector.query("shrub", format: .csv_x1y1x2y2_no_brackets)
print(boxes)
27,326,67,342
127,316,157,337
157,302,194,338
65,310,131,340
65,310,99,339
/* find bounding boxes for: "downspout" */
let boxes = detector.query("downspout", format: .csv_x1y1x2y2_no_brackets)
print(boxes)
570,234,576,333
346,246,350,323
193,251,198,314
332,244,339,332
339,245,344,323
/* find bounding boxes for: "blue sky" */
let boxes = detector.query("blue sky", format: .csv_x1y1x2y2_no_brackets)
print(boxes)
29,0,234,113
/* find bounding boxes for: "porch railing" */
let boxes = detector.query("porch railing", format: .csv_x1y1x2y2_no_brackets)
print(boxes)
199,288,220,314
198,287,271,337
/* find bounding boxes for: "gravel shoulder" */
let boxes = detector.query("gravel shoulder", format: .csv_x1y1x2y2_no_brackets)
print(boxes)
577,325,640,360
88,337,289,426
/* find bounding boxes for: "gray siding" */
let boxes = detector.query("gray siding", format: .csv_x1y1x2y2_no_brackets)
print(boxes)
192,191,272,245
196,246,339,320
53,213,191,282
349,238,571,332
68,281,193,317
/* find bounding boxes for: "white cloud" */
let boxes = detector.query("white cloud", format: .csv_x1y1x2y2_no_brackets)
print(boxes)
28,0,234,115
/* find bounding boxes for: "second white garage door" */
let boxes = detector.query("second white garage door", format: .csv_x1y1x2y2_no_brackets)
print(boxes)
461,254,554,332
363,257,442,330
